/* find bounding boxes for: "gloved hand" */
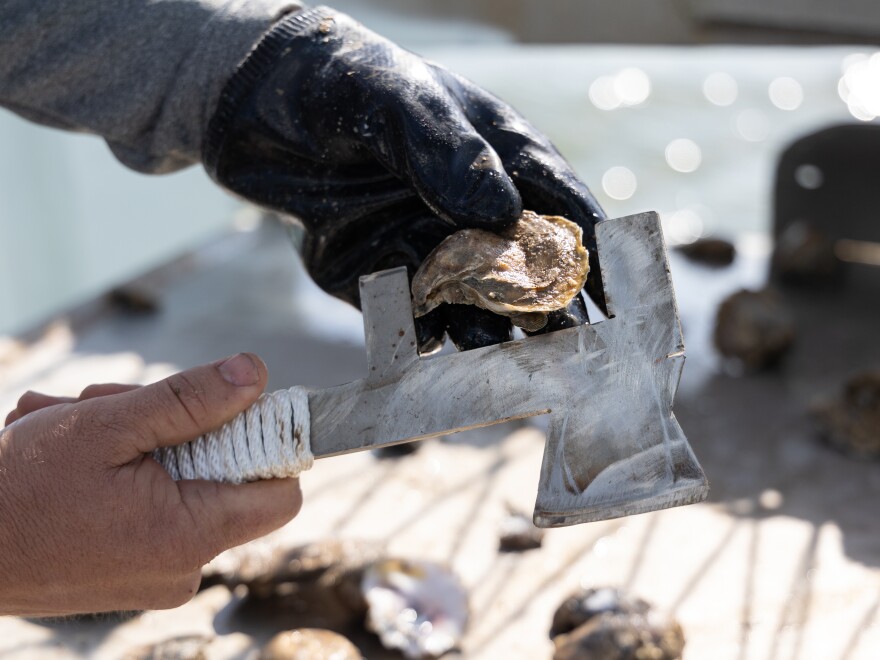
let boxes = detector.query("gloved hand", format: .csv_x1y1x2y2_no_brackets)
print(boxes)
203,6,606,351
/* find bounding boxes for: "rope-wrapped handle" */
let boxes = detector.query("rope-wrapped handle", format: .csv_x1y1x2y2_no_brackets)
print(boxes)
153,386,313,483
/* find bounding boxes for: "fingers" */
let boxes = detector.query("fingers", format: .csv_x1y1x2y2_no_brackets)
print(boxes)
79,383,140,400
443,305,513,351
414,307,446,354
363,65,522,230
525,295,591,336
5,391,76,426
94,353,268,458
448,73,605,231
446,75,610,313
178,478,303,555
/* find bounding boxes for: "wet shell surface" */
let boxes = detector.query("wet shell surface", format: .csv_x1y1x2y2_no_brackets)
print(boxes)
411,211,589,331
498,510,544,552
123,634,212,660
210,539,383,630
812,370,880,460
550,587,685,660
713,288,795,371
260,629,362,660
361,558,468,658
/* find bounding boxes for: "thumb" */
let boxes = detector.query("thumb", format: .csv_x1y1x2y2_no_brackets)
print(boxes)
103,353,268,459
178,478,303,553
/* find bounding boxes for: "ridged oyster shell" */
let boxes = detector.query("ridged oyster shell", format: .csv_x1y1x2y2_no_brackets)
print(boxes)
260,629,361,660
411,211,589,331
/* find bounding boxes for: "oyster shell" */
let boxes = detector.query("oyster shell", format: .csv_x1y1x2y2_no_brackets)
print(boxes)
260,629,362,660
552,612,685,660
550,588,684,660
713,288,795,371
361,558,468,658
812,370,880,460
498,510,544,552
123,634,212,660
216,539,383,630
411,211,589,331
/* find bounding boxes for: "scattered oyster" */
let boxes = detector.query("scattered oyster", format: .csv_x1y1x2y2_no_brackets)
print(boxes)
222,539,383,630
550,588,684,660
261,629,362,660
812,370,880,459
361,558,468,658
553,612,685,660
123,634,211,660
498,510,544,552
550,587,650,638
411,210,589,332
713,288,795,371
675,238,735,267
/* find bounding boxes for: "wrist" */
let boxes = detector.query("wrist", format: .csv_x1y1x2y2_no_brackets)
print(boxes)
203,5,335,178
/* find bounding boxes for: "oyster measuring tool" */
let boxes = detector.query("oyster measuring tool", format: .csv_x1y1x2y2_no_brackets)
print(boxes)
158,211,710,527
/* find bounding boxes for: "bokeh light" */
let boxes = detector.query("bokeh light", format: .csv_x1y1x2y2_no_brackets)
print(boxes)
614,67,651,106
665,138,702,173
838,51,880,121
588,75,621,110
702,72,738,106
589,68,651,110
768,76,804,110
794,164,823,190
661,208,705,244
601,166,637,200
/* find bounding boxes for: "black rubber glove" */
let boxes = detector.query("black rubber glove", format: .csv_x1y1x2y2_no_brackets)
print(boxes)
203,6,606,351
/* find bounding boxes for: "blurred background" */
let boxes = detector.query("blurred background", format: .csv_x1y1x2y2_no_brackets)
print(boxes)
1,1,879,659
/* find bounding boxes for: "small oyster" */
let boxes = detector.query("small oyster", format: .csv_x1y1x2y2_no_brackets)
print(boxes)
675,238,735,267
812,370,880,460
498,510,544,552
219,540,383,630
361,558,468,658
550,588,684,660
552,612,685,660
411,211,589,331
550,587,650,638
713,288,795,371
124,635,211,660
261,629,361,660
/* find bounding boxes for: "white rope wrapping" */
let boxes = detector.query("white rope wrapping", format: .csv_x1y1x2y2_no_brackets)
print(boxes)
153,386,313,483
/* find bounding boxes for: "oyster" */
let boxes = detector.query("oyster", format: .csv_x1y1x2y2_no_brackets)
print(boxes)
713,288,795,371
124,635,211,660
261,629,362,660
550,588,684,660
812,370,880,460
675,237,735,267
552,612,685,660
219,539,383,630
361,558,468,658
498,510,544,552
550,587,650,638
411,211,589,331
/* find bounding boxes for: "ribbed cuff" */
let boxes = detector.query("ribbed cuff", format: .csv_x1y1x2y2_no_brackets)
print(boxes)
202,5,335,176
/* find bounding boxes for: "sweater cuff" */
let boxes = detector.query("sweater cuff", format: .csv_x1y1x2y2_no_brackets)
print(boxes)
202,5,334,175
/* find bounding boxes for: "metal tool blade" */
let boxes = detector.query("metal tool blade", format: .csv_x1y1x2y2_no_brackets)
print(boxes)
305,212,709,527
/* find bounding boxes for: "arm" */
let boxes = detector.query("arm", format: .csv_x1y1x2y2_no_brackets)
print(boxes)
0,0,302,173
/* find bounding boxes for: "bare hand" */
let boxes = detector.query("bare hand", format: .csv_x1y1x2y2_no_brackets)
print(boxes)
0,353,302,617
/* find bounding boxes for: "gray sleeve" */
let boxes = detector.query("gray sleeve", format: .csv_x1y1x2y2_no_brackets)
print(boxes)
0,0,304,173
